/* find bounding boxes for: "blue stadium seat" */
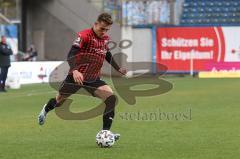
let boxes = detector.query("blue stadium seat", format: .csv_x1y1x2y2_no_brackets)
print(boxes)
233,2,238,6
180,0,240,26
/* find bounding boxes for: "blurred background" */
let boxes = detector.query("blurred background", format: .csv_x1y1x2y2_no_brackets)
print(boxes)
2,2,240,158
1,0,240,85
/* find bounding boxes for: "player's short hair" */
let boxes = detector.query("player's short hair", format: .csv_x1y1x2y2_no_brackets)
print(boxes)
97,13,113,25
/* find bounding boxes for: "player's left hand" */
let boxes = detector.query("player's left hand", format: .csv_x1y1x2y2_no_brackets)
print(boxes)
118,68,127,76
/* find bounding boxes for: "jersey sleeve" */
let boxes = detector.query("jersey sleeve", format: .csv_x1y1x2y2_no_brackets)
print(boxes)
105,37,111,52
73,33,85,48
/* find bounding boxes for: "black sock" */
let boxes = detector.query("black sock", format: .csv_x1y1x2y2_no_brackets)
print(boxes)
45,98,57,113
102,95,117,130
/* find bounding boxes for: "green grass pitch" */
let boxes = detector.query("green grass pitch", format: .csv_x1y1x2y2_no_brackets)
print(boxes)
0,77,240,159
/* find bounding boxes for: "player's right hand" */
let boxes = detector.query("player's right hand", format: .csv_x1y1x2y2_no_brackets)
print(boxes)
73,70,84,85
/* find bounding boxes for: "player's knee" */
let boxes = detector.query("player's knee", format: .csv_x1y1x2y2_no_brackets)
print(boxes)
56,94,66,103
95,85,114,100
104,95,118,108
55,94,67,107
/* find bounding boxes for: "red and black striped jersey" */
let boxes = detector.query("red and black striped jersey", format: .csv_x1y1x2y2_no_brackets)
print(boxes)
70,28,110,82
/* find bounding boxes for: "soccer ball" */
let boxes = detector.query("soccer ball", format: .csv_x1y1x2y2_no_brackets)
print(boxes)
96,130,115,148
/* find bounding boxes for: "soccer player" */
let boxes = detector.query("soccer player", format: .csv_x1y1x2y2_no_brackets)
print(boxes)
0,35,13,92
38,13,126,141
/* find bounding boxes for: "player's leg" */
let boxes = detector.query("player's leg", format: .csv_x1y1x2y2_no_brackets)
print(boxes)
0,66,9,92
94,85,115,130
93,84,120,141
0,66,3,91
38,93,69,125
38,75,80,125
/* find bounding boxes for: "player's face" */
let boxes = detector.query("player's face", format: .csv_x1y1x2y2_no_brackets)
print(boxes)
1,36,6,44
94,21,111,38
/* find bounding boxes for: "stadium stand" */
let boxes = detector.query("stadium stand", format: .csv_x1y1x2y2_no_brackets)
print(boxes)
180,0,240,26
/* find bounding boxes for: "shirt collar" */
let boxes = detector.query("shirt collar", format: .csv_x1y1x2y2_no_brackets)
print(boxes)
91,28,103,39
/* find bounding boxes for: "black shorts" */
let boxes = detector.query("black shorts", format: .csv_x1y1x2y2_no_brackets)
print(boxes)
58,75,107,96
